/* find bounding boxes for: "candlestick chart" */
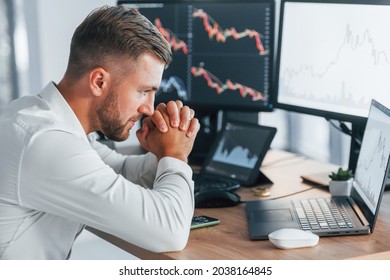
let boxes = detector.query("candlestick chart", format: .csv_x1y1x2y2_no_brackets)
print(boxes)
192,8,268,56
191,66,266,101
136,1,273,110
154,18,189,55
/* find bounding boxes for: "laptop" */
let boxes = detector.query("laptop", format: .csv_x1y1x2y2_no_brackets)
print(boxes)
246,99,390,239
193,120,277,193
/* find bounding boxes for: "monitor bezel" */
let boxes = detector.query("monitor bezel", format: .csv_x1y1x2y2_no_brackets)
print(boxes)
118,0,276,112
274,0,390,123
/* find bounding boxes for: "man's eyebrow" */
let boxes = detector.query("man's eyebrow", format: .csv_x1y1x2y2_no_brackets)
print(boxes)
144,86,159,91
140,85,159,91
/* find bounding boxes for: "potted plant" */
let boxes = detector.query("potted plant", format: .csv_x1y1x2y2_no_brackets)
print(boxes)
328,167,354,196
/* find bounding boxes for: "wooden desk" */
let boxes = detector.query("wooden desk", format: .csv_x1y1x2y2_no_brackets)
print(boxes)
88,150,390,260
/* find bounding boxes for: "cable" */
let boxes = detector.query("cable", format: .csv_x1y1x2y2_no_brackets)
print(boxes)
339,121,352,136
240,187,315,204
268,187,315,200
261,154,304,168
327,119,352,136
327,118,363,147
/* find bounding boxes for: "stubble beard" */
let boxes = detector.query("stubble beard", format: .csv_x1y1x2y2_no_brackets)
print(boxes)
96,91,135,142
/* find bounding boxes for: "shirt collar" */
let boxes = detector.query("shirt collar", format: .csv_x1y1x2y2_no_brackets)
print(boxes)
38,82,89,143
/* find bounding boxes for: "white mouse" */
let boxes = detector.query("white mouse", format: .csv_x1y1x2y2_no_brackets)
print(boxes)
268,228,319,249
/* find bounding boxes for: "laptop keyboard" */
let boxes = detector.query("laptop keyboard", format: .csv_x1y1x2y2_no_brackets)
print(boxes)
193,173,240,193
293,198,355,231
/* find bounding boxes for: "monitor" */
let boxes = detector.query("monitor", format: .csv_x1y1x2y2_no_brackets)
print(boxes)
118,0,275,112
201,120,277,186
275,0,390,170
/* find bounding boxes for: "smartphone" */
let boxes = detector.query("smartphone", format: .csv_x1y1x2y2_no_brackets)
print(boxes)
190,215,220,230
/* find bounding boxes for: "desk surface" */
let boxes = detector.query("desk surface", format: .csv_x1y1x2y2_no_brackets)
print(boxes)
89,150,390,260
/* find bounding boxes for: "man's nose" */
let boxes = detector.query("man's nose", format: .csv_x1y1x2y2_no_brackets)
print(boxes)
139,95,155,116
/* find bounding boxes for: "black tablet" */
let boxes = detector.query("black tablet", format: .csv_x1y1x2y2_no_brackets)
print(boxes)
200,121,277,186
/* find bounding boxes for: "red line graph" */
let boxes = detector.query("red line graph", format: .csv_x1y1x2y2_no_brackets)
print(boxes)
192,9,267,55
154,18,189,55
191,66,265,101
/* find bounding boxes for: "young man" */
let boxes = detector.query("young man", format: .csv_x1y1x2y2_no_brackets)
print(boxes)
0,6,199,259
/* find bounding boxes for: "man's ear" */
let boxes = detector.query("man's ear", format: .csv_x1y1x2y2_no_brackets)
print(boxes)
89,67,111,97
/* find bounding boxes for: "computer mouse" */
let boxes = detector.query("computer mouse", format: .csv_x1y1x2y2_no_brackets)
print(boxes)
268,228,319,249
195,189,241,208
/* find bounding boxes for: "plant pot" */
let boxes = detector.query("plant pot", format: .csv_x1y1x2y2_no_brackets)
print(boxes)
329,178,353,196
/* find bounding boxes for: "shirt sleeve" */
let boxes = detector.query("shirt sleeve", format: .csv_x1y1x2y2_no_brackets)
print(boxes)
88,135,158,188
19,129,195,253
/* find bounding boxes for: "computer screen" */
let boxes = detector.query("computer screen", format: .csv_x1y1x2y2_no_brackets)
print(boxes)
275,0,390,123
353,100,390,216
202,121,276,185
118,0,275,112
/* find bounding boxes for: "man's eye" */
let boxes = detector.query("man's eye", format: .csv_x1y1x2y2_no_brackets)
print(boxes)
142,90,156,96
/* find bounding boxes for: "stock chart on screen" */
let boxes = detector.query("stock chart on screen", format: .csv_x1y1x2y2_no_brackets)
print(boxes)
277,1,390,119
123,1,274,111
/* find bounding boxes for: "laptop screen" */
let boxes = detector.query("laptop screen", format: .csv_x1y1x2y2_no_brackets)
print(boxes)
353,100,390,217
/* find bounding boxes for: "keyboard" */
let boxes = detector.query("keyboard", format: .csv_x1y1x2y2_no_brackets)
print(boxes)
293,198,355,231
193,173,240,193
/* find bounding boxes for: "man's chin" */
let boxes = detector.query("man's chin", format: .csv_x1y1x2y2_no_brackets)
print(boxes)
105,130,130,142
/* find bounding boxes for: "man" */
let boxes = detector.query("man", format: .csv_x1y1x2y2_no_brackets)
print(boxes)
0,6,200,259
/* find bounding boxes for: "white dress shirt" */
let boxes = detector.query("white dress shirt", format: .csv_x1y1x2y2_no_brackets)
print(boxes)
0,82,194,259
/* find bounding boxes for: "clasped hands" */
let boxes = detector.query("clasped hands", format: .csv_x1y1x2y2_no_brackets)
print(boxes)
136,101,200,163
